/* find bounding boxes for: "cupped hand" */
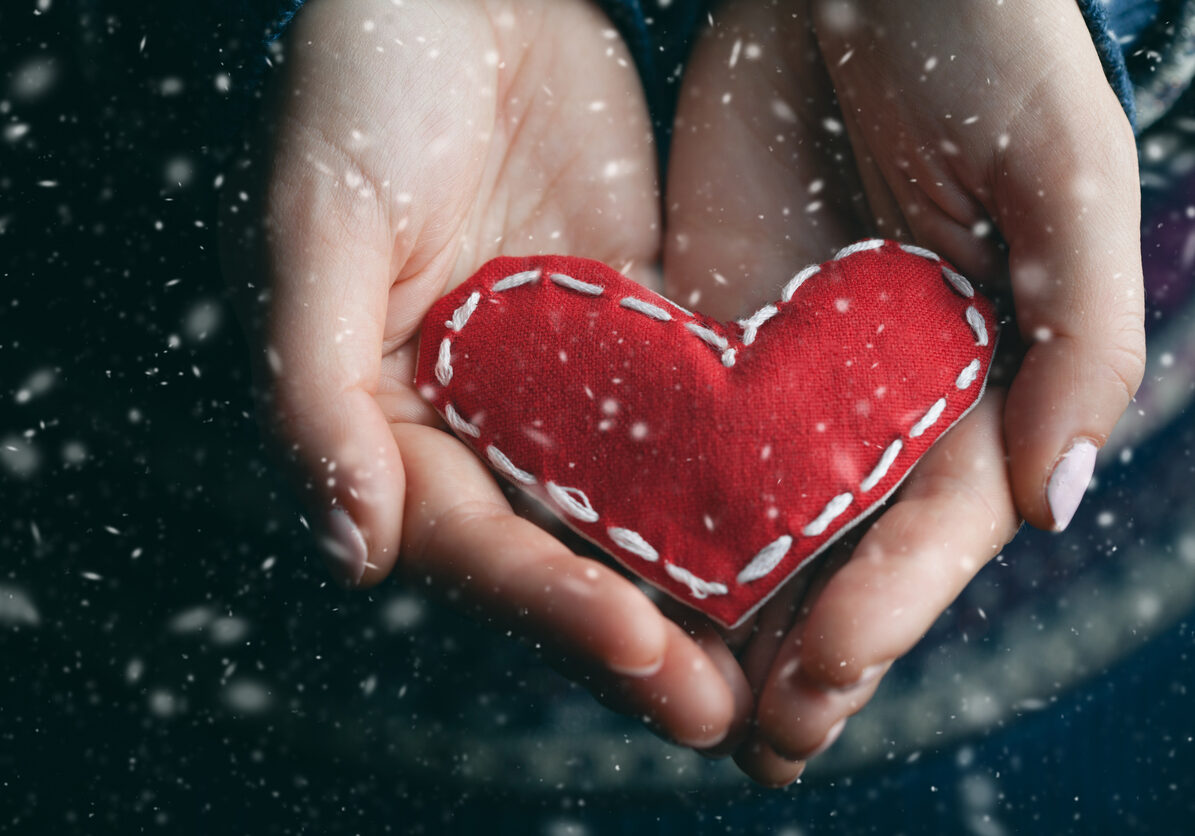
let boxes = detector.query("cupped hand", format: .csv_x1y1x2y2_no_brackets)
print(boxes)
220,0,750,752
664,0,1143,784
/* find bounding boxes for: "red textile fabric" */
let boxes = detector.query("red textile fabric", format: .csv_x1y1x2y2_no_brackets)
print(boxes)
416,241,997,627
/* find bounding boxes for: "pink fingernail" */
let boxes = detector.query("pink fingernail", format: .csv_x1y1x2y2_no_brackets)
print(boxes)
320,507,368,587
678,724,729,750
807,717,847,759
831,661,888,693
608,655,666,678
1047,439,1098,532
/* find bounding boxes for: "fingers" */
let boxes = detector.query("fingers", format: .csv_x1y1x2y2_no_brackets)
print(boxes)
728,557,819,785
656,607,754,756
610,620,743,750
756,390,1018,758
733,733,806,788
664,0,865,319
996,84,1145,532
396,421,742,746
758,672,884,762
395,422,670,674
220,128,405,589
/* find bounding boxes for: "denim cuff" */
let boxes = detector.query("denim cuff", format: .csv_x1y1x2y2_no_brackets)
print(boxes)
1078,0,1140,128
249,0,1192,140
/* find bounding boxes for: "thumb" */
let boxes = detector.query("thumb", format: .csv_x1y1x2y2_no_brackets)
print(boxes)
996,90,1145,532
222,152,404,588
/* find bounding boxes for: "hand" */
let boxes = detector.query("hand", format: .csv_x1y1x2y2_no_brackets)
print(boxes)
220,0,748,752
663,0,1144,784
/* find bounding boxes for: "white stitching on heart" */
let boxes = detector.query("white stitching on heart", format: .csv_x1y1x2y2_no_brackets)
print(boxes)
965,306,988,346
550,272,604,296
802,492,854,537
782,264,820,302
899,243,941,261
546,482,600,522
685,321,729,351
738,304,778,346
956,358,981,389
447,291,480,332
608,527,659,562
444,403,480,438
665,562,730,599
435,337,453,386
620,296,672,321
486,445,536,484
860,439,904,493
663,296,695,317
942,266,975,298
737,534,794,583
910,397,947,438
493,269,541,292
834,238,884,260
434,243,991,601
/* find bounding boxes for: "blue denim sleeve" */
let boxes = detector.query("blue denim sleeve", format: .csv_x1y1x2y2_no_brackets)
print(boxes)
1078,0,1141,128
244,0,1181,138
603,0,1146,134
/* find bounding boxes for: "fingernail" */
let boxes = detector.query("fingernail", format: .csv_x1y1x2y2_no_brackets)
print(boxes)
319,507,368,587
828,661,889,693
773,761,807,788
795,659,889,693
608,655,666,678
677,724,729,750
1047,439,1098,532
806,717,847,759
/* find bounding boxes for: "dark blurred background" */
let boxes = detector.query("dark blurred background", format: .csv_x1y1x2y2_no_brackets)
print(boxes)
4,2,1195,834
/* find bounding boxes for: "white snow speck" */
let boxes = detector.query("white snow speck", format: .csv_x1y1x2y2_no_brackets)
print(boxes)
183,299,222,341
10,55,58,101
222,679,272,714
4,123,29,142
149,689,180,718
209,616,250,645
0,585,40,627
164,155,194,189
0,435,40,478
772,99,798,124
168,605,216,634
381,594,425,632
728,38,742,69
15,367,55,404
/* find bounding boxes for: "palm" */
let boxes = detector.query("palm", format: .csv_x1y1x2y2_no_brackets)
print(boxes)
663,0,1024,782
662,0,1140,784
231,0,1141,788
271,1,660,434
228,0,748,761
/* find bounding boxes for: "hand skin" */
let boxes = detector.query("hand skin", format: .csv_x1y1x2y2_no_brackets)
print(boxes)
221,0,1146,787
665,0,1144,783
221,0,744,754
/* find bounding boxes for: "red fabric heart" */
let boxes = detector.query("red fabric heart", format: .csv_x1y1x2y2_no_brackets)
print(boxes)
416,240,996,628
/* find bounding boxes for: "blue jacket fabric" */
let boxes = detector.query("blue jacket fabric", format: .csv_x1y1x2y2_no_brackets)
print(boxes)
250,0,1176,141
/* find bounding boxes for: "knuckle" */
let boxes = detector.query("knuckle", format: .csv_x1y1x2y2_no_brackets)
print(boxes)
405,499,506,571
1096,331,1147,407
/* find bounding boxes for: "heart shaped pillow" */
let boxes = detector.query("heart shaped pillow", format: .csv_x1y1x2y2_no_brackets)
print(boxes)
416,240,996,628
